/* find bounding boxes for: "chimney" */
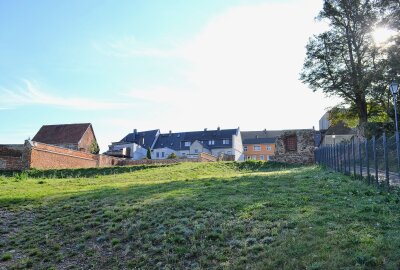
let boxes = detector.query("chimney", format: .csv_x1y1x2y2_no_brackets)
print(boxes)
132,129,138,140
217,126,220,131
169,130,172,135
204,128,207,132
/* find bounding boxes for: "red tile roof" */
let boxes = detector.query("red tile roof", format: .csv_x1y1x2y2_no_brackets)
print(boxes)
32,123,92,145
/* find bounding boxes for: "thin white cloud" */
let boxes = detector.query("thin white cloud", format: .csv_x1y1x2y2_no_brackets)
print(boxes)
0,80,131,110
93,36,176,58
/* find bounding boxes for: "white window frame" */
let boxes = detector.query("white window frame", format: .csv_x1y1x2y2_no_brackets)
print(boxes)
223,139,230,145
266,145,272,151
267,155,271,161
260,155,264,160
184,141,191,147
253,145,261,151
244,146,248,151
156,152,160,158
161,152,165,158
209,140,215,145
252,155,257,160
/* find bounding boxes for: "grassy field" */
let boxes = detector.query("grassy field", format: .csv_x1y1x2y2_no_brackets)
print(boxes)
1,161,400,269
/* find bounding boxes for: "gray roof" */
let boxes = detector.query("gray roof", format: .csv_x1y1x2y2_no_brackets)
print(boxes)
119,129,159,149
325,122,355,135
241,130,283,144
154,128,238,151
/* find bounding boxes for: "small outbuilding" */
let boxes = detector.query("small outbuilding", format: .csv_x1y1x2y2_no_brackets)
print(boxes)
32,123,98,153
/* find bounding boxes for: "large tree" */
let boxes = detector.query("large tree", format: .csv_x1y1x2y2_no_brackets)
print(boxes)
301,0,383,134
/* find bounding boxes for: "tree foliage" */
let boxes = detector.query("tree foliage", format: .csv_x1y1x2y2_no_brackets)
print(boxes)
146,147,152,159
89,140,100,155
301,0,387,132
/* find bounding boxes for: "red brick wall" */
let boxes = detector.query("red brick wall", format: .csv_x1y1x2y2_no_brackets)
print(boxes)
30,142,98,169
0,145,25,170
79,126,96,153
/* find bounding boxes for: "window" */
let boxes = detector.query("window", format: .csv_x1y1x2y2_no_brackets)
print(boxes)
227,151,232,155
252,155,257,160
266,145,272,151
223,139,230,145
156,152,160,158
194,149,199,153
244,146,248,151
253,145,261,151
184,141,191,147
209,140,215,145
260,155,264,160
246,156,251,160
161,152,165,158
285,135,297,152
267,155,271,161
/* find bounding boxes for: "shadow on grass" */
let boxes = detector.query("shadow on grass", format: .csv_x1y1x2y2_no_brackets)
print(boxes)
2,166,400,269
0,163,178,179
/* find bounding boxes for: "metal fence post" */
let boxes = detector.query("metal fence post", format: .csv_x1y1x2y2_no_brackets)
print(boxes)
365,139,370,184
352,139,356,177
359,139,363,179
340,144,343,172
343,144,347,174
383,133,390,188
348,142,351,175
373,136,378,185
396,131,400,177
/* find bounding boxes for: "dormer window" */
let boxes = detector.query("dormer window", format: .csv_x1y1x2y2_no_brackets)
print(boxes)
209,140,215,145
223,139,230,145
184,141,191,147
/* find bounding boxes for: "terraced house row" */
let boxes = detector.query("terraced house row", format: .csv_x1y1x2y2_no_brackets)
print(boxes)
106,127,289,161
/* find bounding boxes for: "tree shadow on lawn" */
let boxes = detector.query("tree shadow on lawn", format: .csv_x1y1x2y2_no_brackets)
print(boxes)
2,168,400,269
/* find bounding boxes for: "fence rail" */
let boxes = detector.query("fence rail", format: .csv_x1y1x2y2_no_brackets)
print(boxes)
315,132,400,188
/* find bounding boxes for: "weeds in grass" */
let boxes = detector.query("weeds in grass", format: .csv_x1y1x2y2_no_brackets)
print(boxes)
0,163,400,269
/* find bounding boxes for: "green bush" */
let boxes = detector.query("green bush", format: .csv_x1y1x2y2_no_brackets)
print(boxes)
167,153,177,159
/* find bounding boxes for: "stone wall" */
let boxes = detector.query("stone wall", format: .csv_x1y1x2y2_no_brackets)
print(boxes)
272,130,315,165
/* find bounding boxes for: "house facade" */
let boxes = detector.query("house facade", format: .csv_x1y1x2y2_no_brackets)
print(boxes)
241,130,283,161
320,122,355,146
152,128,244,161
32,123,98,153
105,129,159,160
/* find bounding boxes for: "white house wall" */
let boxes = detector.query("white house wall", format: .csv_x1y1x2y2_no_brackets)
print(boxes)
152,147,177,159
232,133,245,161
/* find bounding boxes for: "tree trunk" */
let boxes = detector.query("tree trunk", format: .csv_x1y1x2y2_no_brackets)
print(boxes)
356,94,368,139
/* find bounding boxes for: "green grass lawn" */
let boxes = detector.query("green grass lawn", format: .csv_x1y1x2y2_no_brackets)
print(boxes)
1,162,400,269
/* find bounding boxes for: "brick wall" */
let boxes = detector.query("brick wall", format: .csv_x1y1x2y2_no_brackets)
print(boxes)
0,145,25,170
79,126,96,153
30,142,98,169
0,141,218,171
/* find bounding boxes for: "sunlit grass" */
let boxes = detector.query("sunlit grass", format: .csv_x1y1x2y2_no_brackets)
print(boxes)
0,161,400,269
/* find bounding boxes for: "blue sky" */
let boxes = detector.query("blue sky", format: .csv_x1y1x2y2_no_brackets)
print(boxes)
0,0,339,151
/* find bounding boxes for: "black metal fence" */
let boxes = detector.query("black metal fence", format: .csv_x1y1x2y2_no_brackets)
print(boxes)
315,132,400,189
